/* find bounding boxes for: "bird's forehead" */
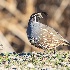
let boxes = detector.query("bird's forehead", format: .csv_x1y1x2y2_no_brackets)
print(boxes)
32,13,42,16
32,13,43,19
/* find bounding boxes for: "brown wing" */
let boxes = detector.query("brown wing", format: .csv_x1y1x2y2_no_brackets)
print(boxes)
37,25,68,49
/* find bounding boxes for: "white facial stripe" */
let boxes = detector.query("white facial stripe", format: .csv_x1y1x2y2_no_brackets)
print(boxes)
34,16,36,22
37,13,43,18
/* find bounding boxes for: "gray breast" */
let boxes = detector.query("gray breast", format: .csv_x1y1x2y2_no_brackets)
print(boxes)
27,21,45,45
31,22,45,38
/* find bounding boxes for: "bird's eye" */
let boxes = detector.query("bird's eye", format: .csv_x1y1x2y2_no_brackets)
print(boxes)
36,16,40,22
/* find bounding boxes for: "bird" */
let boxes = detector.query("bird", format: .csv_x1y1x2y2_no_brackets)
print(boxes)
27,12,70,52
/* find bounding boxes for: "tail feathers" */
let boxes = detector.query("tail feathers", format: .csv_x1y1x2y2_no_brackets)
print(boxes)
64,41,70,46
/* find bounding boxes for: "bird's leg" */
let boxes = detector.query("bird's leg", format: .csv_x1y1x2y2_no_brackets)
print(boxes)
30,46,33,63
31,51,33,63
30,46,35,63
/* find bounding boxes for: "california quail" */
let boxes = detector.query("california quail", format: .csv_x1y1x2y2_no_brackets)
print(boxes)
27,12,70,51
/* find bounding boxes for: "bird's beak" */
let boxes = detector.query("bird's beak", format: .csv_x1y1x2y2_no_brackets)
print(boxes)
38,13,43,18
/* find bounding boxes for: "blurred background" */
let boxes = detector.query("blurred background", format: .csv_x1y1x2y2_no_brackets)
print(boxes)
0,0,70,53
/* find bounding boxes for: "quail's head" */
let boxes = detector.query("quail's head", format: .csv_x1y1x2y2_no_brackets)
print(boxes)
27,12,70,51
29,12,48,22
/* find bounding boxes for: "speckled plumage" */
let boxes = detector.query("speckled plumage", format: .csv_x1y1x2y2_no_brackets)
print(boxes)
27,12,70,50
